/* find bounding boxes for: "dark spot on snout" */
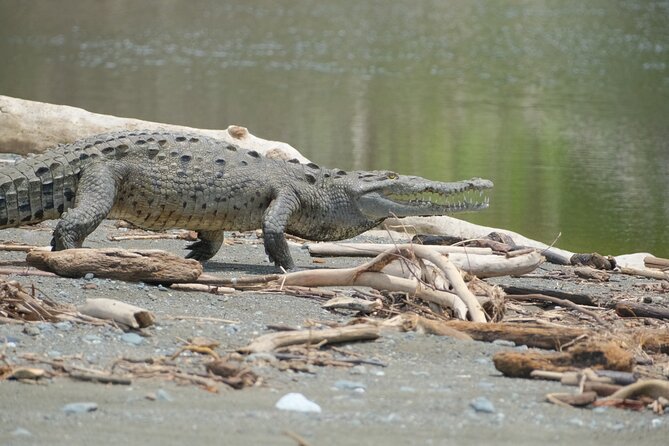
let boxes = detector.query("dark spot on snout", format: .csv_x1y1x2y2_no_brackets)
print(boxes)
180,155,192,163
36,167,49,176
247,150,260,158
176,136,187,142
305,173,317,184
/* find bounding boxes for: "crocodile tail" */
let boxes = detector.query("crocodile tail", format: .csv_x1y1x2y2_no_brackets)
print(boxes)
0,152,80,228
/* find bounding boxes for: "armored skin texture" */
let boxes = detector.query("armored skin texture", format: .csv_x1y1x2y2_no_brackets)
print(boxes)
0,131,493,270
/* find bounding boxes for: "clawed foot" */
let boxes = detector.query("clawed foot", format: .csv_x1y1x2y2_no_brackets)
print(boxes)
185,240,216,262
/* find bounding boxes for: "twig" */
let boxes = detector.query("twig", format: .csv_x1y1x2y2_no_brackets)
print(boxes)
165,315,240,324
506,294,608,326
283,430,313,446
68,372,132,385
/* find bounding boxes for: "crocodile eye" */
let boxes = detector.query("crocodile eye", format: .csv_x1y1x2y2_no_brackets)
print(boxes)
387,172,399,180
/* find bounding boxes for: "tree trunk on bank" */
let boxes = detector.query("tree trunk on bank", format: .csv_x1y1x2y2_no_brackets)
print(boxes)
0,95,309,162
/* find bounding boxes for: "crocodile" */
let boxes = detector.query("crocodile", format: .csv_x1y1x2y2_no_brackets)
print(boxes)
0,131,493,270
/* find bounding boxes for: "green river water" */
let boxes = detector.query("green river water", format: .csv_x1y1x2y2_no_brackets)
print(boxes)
0,0,667,256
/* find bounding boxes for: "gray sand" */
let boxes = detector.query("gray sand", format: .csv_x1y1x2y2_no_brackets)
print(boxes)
0,222,666,445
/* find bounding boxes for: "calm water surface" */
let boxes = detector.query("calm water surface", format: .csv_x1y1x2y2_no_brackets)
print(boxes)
0,0,667,256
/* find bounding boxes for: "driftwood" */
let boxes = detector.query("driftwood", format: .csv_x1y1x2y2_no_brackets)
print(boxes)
645,255,669,271
615,302,669,320
0,95,309,162
239,324,381,353
307,243,492,257
280,245,486,322
382,216,575,264
26,248,202,283
170,283,236,295
605,379,669,401
493,341,635,378
108,231,198,242
619,266,669,281
306,243,544,279
507,294,607,326
321,296,383,314
440,320,588,350
78,298,155,329
501,285,596,306
194,246,483,321
0,244,50,252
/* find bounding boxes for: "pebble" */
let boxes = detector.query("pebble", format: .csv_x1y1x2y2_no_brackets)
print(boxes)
470,396,495,413
651,418,663,428
11,427,31,437
24,325,41,336
36,322,54,332
62,402,98,414
157,284,168,292
84,273,95,280
120,333,144,346
54,321,73,331
569,417,585,427
155,389,173,402
225,325,240,335
333,380,366,392
492,339,516,347
83,334,102,344
349,365,368,375
275,393,322,413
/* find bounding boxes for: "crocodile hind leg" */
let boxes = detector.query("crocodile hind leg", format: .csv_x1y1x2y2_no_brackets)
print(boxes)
262,194,299,270
185,230,224,261
52,163,120,250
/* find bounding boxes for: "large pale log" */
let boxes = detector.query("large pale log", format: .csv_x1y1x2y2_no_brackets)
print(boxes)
382,216,575,264
25,248,202,283
0,95,309,162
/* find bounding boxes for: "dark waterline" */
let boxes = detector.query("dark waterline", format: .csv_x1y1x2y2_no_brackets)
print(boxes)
0,0,667,256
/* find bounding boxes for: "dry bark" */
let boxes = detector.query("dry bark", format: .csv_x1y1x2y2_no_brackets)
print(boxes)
441,320,589,350
26,248,202,283
0,95,309,162
493,341,635,378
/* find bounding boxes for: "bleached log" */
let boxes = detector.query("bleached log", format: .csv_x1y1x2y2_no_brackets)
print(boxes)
382,216,574,264
26,248,202,283
239,324,380,353
0,95,309,162
78,298,155,329
307,242,492,257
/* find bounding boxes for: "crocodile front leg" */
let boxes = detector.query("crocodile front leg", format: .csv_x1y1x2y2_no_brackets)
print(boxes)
185,230,224,262
262,193,299,270
51,162,121,250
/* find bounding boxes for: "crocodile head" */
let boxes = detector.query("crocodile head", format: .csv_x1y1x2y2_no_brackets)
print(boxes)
348,171,493,220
